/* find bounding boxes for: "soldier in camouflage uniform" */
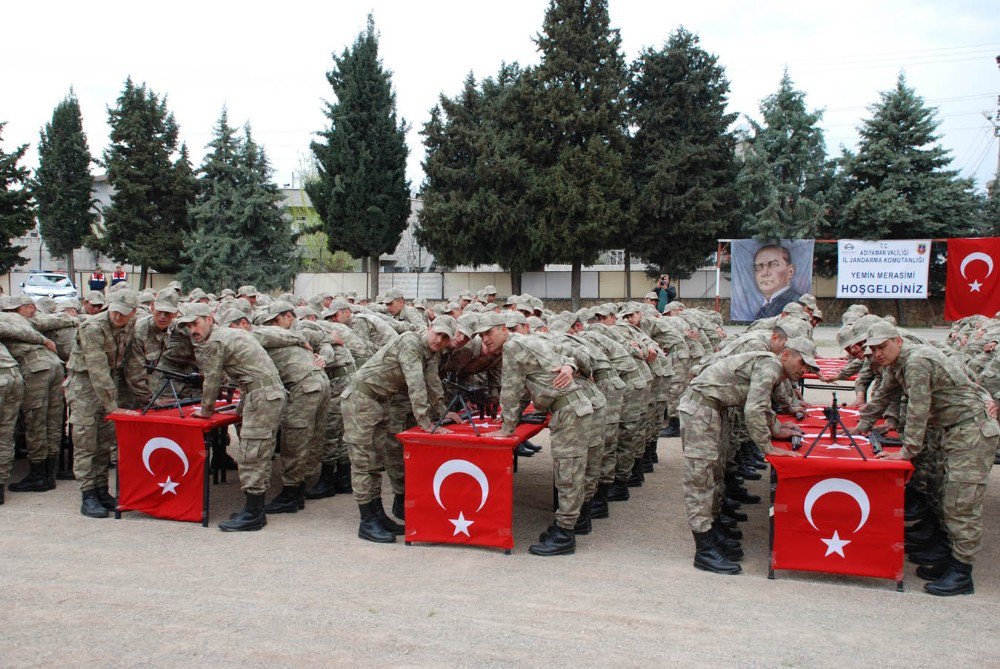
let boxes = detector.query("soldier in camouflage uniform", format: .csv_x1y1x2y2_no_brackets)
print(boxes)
183,303,287,532
479,313,596,557
122,289,180,408
0,337,24,504
858,322,999,596
66,290,139,518
342,320,455,544
679,338,816,574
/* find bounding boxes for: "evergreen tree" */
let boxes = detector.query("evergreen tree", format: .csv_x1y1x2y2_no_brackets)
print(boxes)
980,180,1000,236
308,15,410,299
738,70,832,239
628,27,739,279
181,111,298,292
417,65,544,291
0,123,34,273
524,0,632,308
99,78,196,288
32,90,96,282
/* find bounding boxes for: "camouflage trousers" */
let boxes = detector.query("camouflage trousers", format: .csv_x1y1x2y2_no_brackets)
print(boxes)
614,385,649,480
667,355,689,417
938,416,999,564
342,388,390,505
549,404,593,530
20,362,64,463
908,428,944,519
384,391,417,496
678,389,724,533
308,375,350,474
0,368,25,485
277,371,330,486
234,386,286,495
591,379,623,495
68,372,118,493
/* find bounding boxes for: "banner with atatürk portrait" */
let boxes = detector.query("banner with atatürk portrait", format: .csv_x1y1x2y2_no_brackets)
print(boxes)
730,239,815,322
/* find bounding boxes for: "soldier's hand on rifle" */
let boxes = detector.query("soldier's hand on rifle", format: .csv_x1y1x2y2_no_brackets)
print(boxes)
551,365,574,389
876,449,907,460
108,408,139,416
769,447,802,458
444,411,464,424
43,339,57,353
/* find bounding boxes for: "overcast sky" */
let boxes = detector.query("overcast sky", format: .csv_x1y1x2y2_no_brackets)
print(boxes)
3,0,998,195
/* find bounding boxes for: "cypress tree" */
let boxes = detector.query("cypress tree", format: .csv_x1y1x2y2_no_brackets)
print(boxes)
0,123,34,273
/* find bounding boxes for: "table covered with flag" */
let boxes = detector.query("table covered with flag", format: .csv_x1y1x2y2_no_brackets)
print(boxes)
107,402,240,526
396,415,549,553
767,404,912,587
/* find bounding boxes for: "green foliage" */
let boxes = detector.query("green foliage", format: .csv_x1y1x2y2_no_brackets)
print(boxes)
98,78,196,274
298,231,357,272
0,122,34,273
307,15,410,264
980,181,1000,236
181,110,299,292
738,70,832,240
32,90,96,270
628,27,739,279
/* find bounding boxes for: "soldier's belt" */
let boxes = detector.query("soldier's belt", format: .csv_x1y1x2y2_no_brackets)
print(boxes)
329,365,355,379
941,415,978,431
353,380,384,401
691,391,721,412
549,390,585,413
593,369,614,382
244,378,283,394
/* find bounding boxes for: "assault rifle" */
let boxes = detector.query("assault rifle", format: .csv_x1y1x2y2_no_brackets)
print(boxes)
142,364,237,417
801,394,867,460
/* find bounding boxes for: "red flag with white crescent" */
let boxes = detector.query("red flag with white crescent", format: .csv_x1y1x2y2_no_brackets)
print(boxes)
945,237,1000,321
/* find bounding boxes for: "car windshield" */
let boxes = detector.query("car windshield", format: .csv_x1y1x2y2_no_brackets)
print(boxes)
27,274,72,288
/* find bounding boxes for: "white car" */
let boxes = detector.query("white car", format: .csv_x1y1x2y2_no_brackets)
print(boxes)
20,272,79,302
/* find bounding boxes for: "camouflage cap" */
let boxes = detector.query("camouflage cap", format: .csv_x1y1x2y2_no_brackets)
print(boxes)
412,297,428,309
4,294,34,310
187,287,208,302
785,337,819,370
36,296,58,314
865,321,901,347
798,293,818,309
167,280,183,291
504,294,520,307
662,301,684,313
107,290,140,315
781,301,805,316
836,325,858,350
548,318,573,334
380,288,404,304
176,303,214,325
57,300,81,313
295,306,320,320
476,289,490,301
574,307,592,323
219,288,236,299
455,312,478,338
619,301,644,317
85,290,106,305
237,285,259,297
262,300,296,323
526,316,547,331
483,284,498,295
811,307,824,322
153,289,180,314
444,301,461,313
503,311,527,328
430,314,456,339
458,290,474,301
473,311,506,335
591,303,616,318
643,291,659,301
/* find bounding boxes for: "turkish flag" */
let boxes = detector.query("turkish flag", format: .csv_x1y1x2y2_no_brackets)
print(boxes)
945,237,1000,321
399,427,518,551
768,456,911,581
113,420,207,522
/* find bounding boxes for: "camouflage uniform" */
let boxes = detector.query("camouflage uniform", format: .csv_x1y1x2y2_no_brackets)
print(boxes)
198,326,287,495
301,320,356,474
497,333,595,530
0,342,24,487
679,352,784,532
123,314,172,408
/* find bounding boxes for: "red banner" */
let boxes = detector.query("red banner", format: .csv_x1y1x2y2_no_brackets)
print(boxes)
768,456,911,581
945,237,1000,321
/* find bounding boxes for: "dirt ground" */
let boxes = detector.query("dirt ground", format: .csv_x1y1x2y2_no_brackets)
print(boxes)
1,326,998,667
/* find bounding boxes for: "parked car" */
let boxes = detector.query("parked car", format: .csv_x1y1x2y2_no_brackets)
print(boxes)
20,272,78,302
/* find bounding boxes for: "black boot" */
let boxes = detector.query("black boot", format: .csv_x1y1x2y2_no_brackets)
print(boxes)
606,479,630,502
392,493,406,521
711,521,744,561
357,501,396,543
219,493,266,532
45,455,57,490
263,485,300,514
573,502,592,536
372,497,404,535
650,441,659,463
8,461,49,492
904,489,928,522
590,483,610,519
905,517,940,546
80,490,108,518
641,443,655,473
722,498,749,522
333,459,353,494
529,524,576,556
297,483,306,510
915,559,950,581
924,557,974,596
515,443,535,457
718,522,743,541
908,537,952,565
726,480,761,505
523,440,542,453
626,459,644,487
305,463,338,499
693,530,741,574
0,487,4,505
663,416,680,438
95,486,117,511
737,460,762,480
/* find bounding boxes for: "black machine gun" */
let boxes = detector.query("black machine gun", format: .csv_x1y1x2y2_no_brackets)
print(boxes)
797,393,867,460
142,364,237,417
430,376,498,435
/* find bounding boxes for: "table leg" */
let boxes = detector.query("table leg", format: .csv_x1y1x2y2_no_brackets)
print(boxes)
114,457,122,520
767,467,776,580
202,432,210,528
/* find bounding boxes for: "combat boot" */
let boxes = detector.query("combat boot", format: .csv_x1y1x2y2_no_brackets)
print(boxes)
726,480,761,505
515,443,535,457
904,489,928,522
219,493,266,532
80,490,108,519
590,483,610,519
297,483,306,510
717,522,743,541
305,463,338,499
529,524,576,556
737,459,762,480
692,530,741,575
358,501,396,543
662,416,680,438
924,557,974,596
640,442,654,473
8,461,49,492
915,560,950,581
523,440,542,453
263,485,299,514
573,501,592,535
711,520,744,561
606,479,630,502
333,459,353,494
372,497,404,535
0,488,4,505
392,493,406,521
722,498,748,522
905,516,940,546
626,460,644,487
46,455,58,490
95,486,117,511
650,441,660,463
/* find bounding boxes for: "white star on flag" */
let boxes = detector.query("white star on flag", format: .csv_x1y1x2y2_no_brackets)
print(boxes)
158,475,180,495
969,280,983,292
821,530,851,558
449,511,474,536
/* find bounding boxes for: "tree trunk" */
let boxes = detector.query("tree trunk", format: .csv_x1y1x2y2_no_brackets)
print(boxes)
65,253,76,292
139,264,148,290
510,271,522,296
624,249,631,300
571,260,582,311
369,255,380,300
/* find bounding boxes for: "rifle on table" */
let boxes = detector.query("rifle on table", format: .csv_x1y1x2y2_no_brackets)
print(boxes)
142,364,237,417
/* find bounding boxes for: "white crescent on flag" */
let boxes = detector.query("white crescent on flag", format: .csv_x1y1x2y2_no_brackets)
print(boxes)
432,459,489,511
960,252,994,279
142,437,190,477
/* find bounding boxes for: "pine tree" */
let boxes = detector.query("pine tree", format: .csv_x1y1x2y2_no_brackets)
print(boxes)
99,78,196,288
980,180,1000,236
32,90,96,282
181,111,298,292
308,15,410,299
739,70,832,240
628,27,739,279
417,65,544,290
524,0,632,308
0,123,34,273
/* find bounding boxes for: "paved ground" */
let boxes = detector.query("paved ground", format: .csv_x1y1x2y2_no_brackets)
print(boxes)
2,326,998,667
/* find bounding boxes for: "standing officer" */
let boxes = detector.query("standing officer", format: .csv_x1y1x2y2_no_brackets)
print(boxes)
66,290,139,518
